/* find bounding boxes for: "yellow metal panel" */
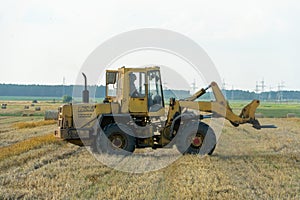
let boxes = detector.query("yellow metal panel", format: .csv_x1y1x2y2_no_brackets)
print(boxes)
129,97,148,113
95,103,112,114
72,104,97,128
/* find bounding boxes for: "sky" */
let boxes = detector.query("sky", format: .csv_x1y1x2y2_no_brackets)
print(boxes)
0,0,299,91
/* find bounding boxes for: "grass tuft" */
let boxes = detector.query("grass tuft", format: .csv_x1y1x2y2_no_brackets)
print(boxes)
12,120,56,129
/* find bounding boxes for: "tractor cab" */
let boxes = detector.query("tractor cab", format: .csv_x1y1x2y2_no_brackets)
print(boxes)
105,66,165,117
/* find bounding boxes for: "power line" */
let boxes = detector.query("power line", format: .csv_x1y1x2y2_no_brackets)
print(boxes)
277,81,285,102
221,79,228,98
255,81,260,93
260,79,266,93
255,78,266,93
190,79,197,94
221,79,226,90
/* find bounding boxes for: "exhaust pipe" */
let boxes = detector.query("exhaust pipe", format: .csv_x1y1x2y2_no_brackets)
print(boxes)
82,73,89,103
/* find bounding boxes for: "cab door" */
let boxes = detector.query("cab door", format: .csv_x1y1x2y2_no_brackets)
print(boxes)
128,72,148,114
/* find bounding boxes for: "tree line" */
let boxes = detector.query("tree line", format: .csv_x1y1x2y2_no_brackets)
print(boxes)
0,84,105,98
0,84,299,101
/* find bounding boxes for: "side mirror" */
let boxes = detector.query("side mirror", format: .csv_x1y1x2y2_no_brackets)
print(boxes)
107,72,117,84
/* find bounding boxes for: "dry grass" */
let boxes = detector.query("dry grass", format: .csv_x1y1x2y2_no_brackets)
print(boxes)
0,133,58,161
12,120,56,129
0,117,299,199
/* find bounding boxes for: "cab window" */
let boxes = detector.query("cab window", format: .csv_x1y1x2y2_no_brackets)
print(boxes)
129,72,145,98
148,70,164,109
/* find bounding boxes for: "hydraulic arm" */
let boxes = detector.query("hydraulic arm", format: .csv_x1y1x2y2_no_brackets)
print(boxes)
177,82,262,129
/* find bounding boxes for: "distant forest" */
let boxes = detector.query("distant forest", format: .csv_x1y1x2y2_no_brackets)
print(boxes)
0,84,299,101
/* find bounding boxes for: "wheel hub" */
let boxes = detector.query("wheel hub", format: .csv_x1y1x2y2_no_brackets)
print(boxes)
112,137,123,148
192,136,202,147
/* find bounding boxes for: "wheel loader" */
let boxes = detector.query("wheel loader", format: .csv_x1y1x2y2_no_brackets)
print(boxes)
54,66,264,155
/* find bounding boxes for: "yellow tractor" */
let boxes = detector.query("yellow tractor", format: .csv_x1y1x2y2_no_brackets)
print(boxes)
55,66,263,155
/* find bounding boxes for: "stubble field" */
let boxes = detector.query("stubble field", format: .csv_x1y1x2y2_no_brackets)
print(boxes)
0,100,299,199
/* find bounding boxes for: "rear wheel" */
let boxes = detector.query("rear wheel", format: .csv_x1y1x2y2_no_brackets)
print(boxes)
95,123,136,154
176,122,216,155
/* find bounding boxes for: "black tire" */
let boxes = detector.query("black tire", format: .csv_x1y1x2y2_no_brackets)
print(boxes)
176,121,216,155
95,123,136,154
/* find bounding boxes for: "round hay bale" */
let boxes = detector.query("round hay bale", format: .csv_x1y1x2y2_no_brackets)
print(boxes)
287,113,296,118
1,104,7,109
255,113,264,118
45,110,58,120
24,105,29,109
22,113,28,117
35,107,41,111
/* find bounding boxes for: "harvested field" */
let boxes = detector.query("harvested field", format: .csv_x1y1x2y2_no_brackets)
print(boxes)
0,115,299,199
0,117,57,148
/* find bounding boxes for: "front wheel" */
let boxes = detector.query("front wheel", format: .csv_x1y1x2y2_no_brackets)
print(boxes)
176,121,216,155
95,123,136,155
